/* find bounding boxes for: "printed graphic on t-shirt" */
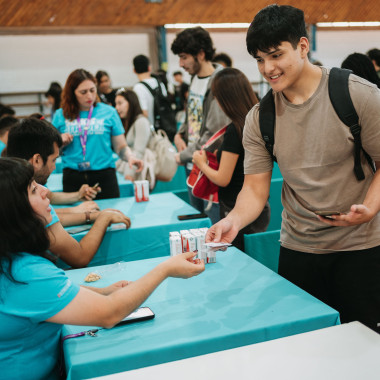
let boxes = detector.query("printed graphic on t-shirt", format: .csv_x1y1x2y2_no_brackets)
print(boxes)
65,118,105,136
187,91,204,144
57,279,73,298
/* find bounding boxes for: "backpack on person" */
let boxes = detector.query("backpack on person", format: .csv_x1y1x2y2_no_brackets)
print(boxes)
140,79,177,142
259,67,376,181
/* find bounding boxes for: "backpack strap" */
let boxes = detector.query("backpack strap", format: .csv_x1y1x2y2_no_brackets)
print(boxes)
259,89,277,162
202,125,228,150
328,67,375,180
139,80,155,96
139,80,160,127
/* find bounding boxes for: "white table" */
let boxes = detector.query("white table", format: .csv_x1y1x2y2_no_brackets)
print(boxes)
92,322,380,380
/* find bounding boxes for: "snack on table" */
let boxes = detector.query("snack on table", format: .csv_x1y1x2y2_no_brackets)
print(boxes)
84,272,101,282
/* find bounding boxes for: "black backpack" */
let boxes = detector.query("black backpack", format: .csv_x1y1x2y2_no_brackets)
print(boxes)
140,79,177,142
259,67,376,181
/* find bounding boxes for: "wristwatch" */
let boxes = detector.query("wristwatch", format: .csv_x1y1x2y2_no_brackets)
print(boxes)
85,211,92,224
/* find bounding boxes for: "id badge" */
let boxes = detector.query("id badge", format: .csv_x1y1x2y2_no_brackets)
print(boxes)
78,161,91,171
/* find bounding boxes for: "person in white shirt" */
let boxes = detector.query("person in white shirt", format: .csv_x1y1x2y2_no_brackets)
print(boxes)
132,54,167,126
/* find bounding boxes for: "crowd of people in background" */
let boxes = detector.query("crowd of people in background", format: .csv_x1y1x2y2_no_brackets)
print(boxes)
1,5,380,377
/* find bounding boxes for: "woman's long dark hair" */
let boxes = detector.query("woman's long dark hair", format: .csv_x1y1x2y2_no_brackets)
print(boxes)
0,158,50,283
61,69,98,120
211,68,259,138
116,89,144,135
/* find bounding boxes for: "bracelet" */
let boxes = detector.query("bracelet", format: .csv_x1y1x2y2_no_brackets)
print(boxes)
85,211,91,224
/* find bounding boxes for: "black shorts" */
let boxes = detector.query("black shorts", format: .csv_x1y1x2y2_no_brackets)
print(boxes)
62,167,120,200
279,245,380,333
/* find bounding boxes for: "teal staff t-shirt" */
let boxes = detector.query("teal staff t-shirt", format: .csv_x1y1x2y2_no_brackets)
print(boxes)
52,102,124,171
0,140,6,155
0,253,80,379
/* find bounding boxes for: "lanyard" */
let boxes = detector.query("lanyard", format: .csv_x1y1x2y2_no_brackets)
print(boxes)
62,328,101,341
77,105,94,160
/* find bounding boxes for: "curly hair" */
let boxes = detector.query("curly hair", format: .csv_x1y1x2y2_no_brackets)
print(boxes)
171,27,215,61
61,69,98,120
0,158,50,283
246,5,308,57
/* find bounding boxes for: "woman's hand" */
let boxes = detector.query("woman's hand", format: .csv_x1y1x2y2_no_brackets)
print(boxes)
129,157,144,172
61,133,74,147
161,251,205,279
192,150,207,168
98,209,132,229
72,201,100,213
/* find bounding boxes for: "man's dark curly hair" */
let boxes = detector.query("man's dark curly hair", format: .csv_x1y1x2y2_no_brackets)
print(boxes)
246,4,308,57
171,27,215,61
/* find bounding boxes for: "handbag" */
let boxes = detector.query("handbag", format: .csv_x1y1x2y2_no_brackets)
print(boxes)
147,127,177,182
115,148,157,190
187,126,227,207
116,127,177,190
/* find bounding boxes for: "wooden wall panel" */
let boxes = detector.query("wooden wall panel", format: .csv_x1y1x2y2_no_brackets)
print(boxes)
0,0,380,29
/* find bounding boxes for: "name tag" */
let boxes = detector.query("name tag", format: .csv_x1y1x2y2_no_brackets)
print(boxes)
78,161,91,171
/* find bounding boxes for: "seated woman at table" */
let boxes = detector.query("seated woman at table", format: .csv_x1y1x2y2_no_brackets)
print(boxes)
0,157,204,380
115,88,152,181
192,68,270,251
52,69,143,200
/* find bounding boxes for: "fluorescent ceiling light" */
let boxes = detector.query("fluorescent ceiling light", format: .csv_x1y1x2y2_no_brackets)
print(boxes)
317,21,380,27
164,23,250,29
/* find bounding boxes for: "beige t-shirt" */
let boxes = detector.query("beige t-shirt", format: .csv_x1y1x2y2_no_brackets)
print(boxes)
243,67,380,253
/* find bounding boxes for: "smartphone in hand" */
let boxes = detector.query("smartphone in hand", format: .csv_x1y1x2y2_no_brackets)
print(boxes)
315,210,341,219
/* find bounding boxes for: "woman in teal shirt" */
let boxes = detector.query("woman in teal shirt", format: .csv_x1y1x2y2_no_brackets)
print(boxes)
53,69,143,199
0,158,204,379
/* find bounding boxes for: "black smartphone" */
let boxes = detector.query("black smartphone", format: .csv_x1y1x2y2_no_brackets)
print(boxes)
115,307,155,327
177,213,208,220
315,210,341,218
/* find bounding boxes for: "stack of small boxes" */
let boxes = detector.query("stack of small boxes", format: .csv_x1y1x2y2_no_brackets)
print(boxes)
134,180,149,202
169,228,216,263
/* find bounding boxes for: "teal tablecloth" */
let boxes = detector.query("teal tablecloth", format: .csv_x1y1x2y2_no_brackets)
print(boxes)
62,248,340,380
152,165,187,193
46,172,134,197
244,229,281,272
58,193,211,268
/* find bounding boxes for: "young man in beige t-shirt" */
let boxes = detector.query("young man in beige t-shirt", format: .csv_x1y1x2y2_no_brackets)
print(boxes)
207,4,380,332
